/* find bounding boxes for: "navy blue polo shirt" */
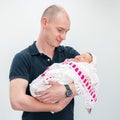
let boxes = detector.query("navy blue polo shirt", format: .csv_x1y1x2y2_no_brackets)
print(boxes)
9,41,79,120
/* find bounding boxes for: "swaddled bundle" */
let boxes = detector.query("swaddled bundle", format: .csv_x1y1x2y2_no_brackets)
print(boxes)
30,53,99,113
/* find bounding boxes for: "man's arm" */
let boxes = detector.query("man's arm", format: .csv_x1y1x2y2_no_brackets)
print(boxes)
9,78,72,112
35,82,77,103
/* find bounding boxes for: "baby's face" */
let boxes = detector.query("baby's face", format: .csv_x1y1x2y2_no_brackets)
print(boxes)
74,53,92,63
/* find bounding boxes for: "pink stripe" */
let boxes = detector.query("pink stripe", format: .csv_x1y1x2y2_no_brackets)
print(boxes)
83,78,86,83
89,89,92,93
81,75,85,80
69,62,72,65
41,73,45,77
78,71,82,76
93,94,96,98
91,92,94,96
88,85,91,90
65,61,97,102
86,82,89,87
72,64,76,68
75,68,79,72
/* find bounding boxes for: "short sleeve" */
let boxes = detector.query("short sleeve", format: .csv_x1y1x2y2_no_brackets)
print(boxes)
9,52,31,81
64,46,80,58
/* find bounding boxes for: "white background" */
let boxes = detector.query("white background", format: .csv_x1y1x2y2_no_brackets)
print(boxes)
0,0,120,120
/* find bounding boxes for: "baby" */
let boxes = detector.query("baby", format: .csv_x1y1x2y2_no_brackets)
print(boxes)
30,52,99,113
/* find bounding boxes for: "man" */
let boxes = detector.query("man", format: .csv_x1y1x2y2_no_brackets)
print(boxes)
9,5,79,120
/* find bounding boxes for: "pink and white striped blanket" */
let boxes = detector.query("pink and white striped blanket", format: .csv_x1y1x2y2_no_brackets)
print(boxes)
30,59,99,113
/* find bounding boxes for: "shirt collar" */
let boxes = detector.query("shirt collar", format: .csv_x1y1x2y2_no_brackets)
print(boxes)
29,41,40,56
29,41,63,56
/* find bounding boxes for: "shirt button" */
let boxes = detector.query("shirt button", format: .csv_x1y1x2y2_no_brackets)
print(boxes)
47,59,50,62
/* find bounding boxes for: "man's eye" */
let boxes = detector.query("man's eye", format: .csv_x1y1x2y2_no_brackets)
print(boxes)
58,29,62,32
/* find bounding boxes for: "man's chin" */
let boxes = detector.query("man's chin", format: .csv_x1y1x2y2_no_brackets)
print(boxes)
55,43,61,47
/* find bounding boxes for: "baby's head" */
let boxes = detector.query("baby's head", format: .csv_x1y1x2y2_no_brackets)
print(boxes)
74,52,97,67
74,53,93,63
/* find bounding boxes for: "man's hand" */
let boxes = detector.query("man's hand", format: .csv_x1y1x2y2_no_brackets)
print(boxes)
35,81,66,103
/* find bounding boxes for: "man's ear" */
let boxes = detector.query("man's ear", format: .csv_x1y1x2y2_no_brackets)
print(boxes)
41,17,48,28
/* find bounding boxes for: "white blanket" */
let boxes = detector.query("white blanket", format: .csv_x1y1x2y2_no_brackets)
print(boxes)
30,59,99,113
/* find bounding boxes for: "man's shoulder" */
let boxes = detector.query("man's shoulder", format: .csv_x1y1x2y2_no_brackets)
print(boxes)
15,47,30,58
58,45,77,52
15,42,37,58
58,45,79,58
12,43,35,63
59,45,74,49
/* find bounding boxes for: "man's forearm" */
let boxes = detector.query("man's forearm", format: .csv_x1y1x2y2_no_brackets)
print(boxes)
11,93,62,112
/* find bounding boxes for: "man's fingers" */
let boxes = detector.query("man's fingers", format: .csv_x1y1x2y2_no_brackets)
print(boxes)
48,81,59,85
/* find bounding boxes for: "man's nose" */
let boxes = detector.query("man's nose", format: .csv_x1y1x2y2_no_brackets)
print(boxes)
60,32,66,40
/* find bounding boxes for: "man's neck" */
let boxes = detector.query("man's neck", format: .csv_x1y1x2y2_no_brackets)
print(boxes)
36,40,55,59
